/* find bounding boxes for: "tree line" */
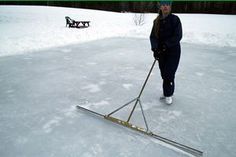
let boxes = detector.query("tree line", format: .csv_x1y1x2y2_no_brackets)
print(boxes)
1,1,236,14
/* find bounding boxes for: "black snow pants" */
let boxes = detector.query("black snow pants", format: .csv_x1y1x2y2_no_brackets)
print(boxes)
158,46,181,97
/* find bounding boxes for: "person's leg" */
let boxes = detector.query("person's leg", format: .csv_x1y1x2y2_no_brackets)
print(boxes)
161,54,180,104
158,55,167,97
163,79,175,97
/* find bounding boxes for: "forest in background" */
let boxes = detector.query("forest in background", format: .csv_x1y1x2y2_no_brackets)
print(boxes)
1,1,236,14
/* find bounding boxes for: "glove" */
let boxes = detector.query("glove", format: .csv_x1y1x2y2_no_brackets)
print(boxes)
152,48,160,60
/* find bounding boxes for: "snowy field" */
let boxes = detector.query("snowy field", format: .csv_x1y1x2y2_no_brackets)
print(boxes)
0,5,236,157
0,5,236,56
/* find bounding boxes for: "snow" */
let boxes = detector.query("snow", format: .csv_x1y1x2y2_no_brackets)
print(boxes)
1,5,236,57
0,5,236,157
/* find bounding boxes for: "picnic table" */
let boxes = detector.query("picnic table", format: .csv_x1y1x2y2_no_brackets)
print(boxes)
65,16,90,28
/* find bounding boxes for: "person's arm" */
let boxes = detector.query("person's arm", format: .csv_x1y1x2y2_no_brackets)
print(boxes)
165,16,182,48
150,21,161,60
150,21,159,51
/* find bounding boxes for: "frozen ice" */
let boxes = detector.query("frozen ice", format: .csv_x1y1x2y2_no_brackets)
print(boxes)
0,5,236,157
0,38,235,157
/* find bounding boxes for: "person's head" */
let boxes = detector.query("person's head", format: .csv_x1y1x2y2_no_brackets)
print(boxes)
159,1,172,16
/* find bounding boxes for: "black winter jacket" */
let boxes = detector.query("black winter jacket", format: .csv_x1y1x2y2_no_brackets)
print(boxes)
150,13,182,55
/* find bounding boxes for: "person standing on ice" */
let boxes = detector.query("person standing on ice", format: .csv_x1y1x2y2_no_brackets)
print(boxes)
150,1,182,105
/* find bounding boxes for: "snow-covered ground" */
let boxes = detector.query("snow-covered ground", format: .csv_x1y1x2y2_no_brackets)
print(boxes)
0,5,236,57
0,5,236,157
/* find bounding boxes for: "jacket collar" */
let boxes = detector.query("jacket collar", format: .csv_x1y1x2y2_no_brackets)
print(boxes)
161,13,171,20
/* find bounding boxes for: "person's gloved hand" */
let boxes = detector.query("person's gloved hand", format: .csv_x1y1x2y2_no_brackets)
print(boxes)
152,48,160,60
151,48,157,52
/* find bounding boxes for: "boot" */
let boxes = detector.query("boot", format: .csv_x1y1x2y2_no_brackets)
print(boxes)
165,96,173,105
159,95,165,100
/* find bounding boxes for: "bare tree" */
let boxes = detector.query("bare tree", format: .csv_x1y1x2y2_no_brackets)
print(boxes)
133,13,145,26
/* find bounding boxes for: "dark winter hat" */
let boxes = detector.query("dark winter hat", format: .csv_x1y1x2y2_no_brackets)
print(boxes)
159,0,172,6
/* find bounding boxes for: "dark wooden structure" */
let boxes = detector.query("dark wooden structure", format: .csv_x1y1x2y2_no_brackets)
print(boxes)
65,16,90,28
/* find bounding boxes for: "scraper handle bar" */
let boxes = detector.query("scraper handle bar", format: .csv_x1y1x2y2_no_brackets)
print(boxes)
127,59,157,122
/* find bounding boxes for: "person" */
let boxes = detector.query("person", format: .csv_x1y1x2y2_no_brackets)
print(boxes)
150,1,182,105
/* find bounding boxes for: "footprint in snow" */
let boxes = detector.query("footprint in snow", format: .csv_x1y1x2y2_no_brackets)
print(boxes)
81,84,101,93
43,116,63,133
122,84,133,90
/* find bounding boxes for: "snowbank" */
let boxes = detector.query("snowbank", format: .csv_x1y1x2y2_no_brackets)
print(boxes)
0,5,236,57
